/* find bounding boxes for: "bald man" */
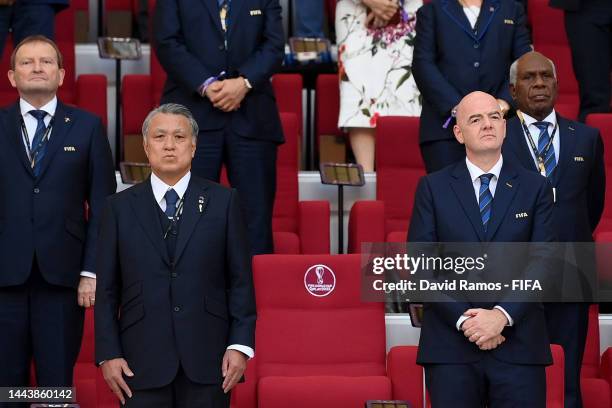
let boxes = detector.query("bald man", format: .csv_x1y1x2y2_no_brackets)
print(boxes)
408,92,556,407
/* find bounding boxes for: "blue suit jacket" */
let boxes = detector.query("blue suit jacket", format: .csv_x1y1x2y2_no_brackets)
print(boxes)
0,101,116,289
413,0,531,143
503,115,605,242
94,176,256,390
153,0,284,142
408,159,555,365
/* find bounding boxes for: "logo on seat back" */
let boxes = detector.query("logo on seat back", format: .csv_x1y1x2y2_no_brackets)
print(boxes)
304,264,336,297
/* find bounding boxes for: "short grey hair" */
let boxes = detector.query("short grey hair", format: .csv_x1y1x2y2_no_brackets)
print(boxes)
142,103,199,141
509,55,557,85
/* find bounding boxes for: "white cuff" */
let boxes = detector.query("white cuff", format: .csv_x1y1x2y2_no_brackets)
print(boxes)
456,315,470,331
227,344,254,359
80,271,96,279
494,306,513,326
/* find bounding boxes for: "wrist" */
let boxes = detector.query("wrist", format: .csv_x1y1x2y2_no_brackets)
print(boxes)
240,76,252,92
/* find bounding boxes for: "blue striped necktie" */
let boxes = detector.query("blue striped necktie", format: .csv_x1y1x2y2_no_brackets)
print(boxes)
534,121,556,177
479,173,494,231
164,188,179,219
29,109,48,177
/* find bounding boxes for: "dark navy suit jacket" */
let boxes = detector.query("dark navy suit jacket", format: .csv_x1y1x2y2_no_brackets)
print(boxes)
413,0,531,143
153,0,284,142
94,176,256,390
0,101,116,289
408,159,555,365
503,115,605,242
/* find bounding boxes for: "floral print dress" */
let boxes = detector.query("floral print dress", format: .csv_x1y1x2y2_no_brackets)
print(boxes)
336,0,423,128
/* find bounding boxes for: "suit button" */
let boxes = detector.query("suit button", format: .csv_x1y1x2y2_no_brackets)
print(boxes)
171,272,178,278
219,44,225,51
33,187,40,194
473,62,480,68
473,43,479,49
174,306,181,312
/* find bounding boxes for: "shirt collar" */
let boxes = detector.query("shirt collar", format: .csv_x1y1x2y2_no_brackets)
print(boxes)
465,154,503,183
521,109,557,128
20,96,57,118
150,171,191,205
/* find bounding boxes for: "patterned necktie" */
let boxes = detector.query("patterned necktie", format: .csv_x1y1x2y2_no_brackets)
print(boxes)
534,121,556,177
164,188,179,219
219,0,230,32
29,110,48,176
479,173,494,231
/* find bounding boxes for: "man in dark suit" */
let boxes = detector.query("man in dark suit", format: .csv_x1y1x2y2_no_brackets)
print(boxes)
409,91,555,407
503,51,605,408
413,0,532,173
550,0,611,122
153,0,285,255
0,0,68,57
0,35,116,392
95,103,256,407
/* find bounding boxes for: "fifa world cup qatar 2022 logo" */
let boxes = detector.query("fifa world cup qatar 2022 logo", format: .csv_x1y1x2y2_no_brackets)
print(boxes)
304,264,336,297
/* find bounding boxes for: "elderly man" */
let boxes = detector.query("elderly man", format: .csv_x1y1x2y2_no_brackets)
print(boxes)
503,51,605,408
0,35,116,391
408,91,555,407
95,103,255,407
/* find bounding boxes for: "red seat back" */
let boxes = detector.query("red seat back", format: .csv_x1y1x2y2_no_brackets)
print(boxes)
375,116,424,238
273,112,300,234
316,74,342,146
586,114,612,233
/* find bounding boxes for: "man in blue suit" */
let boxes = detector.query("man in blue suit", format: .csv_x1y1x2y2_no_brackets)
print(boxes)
503,51,605,408
413,0,532,173
95,104,256,407
0,0,68,57
0,36,116,392
153,0,285,255
409,91,555,407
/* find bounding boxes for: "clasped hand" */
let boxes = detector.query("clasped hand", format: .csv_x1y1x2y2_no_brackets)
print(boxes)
205,78,248,112
461,308,508,351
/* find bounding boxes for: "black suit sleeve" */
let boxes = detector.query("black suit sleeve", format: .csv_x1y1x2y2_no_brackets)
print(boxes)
225,189,256,348
83,118,116,273
94,200,124,364
408,177,472,328
588,130,605,232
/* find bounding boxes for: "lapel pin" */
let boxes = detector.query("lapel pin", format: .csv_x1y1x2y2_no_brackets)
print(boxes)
568,125,575,131
506,182,513,188
489,6,494,12
64,117,70,123
198,196,205,213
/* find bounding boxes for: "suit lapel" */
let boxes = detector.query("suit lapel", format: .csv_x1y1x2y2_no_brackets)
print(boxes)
202,0,224,34
227,0,244,41
486,162,519,240
130,179,171,265
474,0,499,41
450,162,486,241
174,178,209,264
36,102,72,179
6,102,34,176
506,118,539,172
442,0,478,41
554,115,577,185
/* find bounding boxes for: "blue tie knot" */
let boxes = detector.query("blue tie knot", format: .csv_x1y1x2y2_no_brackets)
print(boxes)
533,121,550,132
29,110,47,122
164,189,179,218
479,173,493,186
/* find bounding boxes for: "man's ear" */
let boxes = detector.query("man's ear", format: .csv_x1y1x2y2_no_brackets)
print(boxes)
453,125,465,145
509,83,517,101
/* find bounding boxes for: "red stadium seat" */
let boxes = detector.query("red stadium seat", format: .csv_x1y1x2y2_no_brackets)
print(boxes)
231,254,424,408
72,308,98,408
348,116,424,253
586,114,612,235
0,7,107,125
315,73,343,144
528,0,579,120
579,305,612,408
274,113,330,254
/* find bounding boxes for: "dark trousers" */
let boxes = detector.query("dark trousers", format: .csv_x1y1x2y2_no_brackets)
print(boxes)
425,354,546,408
0,260,83,406
420,139,466,174
564,2,612,121
125,366,230,408
0,3,55,57
545,302,589,408
192,127,277,255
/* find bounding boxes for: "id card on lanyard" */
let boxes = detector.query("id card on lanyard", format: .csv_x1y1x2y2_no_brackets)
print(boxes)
516,110,558,177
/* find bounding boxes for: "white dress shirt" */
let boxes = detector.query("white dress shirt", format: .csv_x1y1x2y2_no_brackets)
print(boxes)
456,155,514,330
519,110,560,169
20,98,98,279
150,171,254,358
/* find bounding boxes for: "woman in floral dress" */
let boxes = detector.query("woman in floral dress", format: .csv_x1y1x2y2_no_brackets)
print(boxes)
336,0,422,172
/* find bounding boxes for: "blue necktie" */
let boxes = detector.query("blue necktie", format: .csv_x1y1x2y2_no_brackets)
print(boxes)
479,174,494,231
534,121,556,177
29,110,47,177
164,189,179,219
